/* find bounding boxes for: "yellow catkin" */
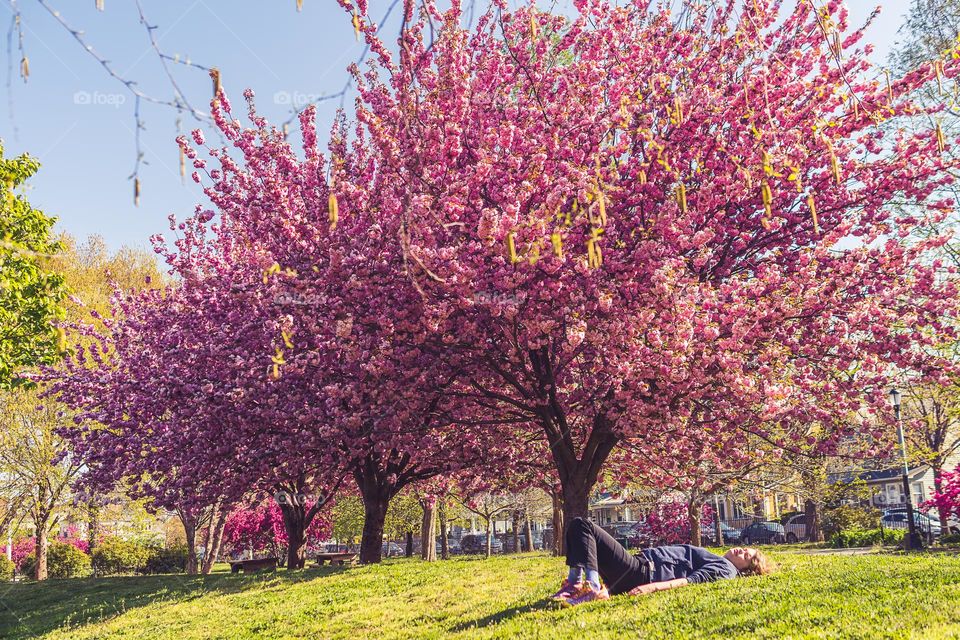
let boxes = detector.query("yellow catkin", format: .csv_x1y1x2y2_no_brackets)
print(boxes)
885,69,894,103
210,68,221,98
282,123,289,139
638,169,647,185
271,364,280,379
271,347,286,366
296,0,303,11
551,232,563,258
507,232,518,264
528,242,540,265
134,178,141,207
352,12,361,41
674,96,683,124
762,150,773,176
827,142,841,185
179,147,185,178
676,183,688,213
744,169,753,191
328,192,339,230
761,182,772,218
96,0,105,10
56,327,67,352
936,60,945,96
596,190,607,227
282,329,294,349
807,194,820,234
530,13,538,38
937,122,946,153
20,56,28,80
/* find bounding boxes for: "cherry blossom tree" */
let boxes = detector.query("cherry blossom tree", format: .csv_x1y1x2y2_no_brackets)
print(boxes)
331,0,960,529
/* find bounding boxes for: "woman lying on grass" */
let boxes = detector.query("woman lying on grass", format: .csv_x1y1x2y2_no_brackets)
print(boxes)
551,517,774,606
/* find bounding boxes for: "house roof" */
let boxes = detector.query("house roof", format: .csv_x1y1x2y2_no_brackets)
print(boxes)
828,465,929,485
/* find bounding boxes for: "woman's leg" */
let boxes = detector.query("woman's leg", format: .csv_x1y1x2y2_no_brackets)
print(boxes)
565,517,649,594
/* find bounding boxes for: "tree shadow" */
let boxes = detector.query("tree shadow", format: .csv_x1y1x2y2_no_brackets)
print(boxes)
449,598,555,631
0,565,346,640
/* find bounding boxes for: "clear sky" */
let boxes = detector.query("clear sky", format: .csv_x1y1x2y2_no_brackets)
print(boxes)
0,1,909,253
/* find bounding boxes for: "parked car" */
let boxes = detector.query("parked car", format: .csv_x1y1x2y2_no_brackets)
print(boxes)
435,536,461,555
381,541,404,557
458,533,503,555
601,521,640,549
782,514,808,543
739,521,786,545
881,509,942,537
702,522,742,545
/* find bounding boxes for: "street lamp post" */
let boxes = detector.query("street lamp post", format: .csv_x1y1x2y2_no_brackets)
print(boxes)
890,387,922,550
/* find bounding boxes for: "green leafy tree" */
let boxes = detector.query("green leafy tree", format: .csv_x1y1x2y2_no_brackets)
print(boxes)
0,142,67,388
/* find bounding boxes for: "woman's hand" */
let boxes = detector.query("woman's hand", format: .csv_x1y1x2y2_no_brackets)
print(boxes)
628,583,657,596
628,578,690,596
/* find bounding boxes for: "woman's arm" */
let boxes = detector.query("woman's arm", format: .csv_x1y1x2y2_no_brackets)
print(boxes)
627,578,690,596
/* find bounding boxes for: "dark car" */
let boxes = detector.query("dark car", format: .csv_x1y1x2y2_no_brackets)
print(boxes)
739,521,786,545
601,521,640,549
459,533,503,555
881,509,942,537
702,522,742,545
435,536,461,555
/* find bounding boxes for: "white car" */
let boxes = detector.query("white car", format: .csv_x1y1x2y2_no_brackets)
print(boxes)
782,514,807,543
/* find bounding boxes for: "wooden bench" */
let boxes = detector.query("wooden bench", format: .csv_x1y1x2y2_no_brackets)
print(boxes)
313,552,357,566
229,557,279,573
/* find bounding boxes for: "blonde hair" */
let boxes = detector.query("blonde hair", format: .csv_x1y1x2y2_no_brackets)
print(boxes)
739,550,775,577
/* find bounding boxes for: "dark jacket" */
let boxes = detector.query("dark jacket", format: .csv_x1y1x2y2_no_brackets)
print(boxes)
639,544,738,584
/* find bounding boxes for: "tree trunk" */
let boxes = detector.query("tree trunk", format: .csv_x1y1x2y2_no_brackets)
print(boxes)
524,512,534,553
358,491,389,564
34,515,49,581
201,506,228,575
804,498,824,543
713,495,724,546
420,499,436,562
405,531,413,557
278,496,309,570
485,517,493,559
87,501,101,554
180,512,199,575
560,478,591,538
511,510,520,554
933,465,950,530
439,500,449,560
688,498,703,547
551,489,564,556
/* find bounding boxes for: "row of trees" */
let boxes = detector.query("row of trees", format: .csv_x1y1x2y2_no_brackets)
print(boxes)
6,0,960,574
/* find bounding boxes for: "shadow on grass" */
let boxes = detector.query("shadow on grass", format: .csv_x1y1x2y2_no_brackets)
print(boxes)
0,564,351,640
449,599,555,632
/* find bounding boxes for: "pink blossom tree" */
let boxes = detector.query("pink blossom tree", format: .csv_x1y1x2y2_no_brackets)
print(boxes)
330,0,960,530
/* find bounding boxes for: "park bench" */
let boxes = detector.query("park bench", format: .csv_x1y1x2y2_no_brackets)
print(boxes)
229,557,279,573
313,552,357,566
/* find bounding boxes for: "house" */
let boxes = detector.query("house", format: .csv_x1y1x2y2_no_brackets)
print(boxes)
829,465,935,511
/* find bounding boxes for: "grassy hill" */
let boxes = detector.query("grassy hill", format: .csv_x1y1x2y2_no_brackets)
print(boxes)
2,549,960,639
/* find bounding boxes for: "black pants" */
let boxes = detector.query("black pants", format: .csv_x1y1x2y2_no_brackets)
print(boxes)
565,517,652,595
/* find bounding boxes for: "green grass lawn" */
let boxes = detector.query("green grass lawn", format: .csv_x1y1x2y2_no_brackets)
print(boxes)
2,549,960,639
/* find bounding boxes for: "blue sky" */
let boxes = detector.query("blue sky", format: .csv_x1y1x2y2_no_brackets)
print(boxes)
0,1,908,253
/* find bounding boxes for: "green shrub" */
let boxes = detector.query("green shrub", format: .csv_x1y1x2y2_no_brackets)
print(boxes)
830,527,904,548
91,537,151,576
822,506,880,538
940,532,960,545
0,555,13,581
19,553,35,578
143,544,188,574
18,542,91,579
47,541,91,578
